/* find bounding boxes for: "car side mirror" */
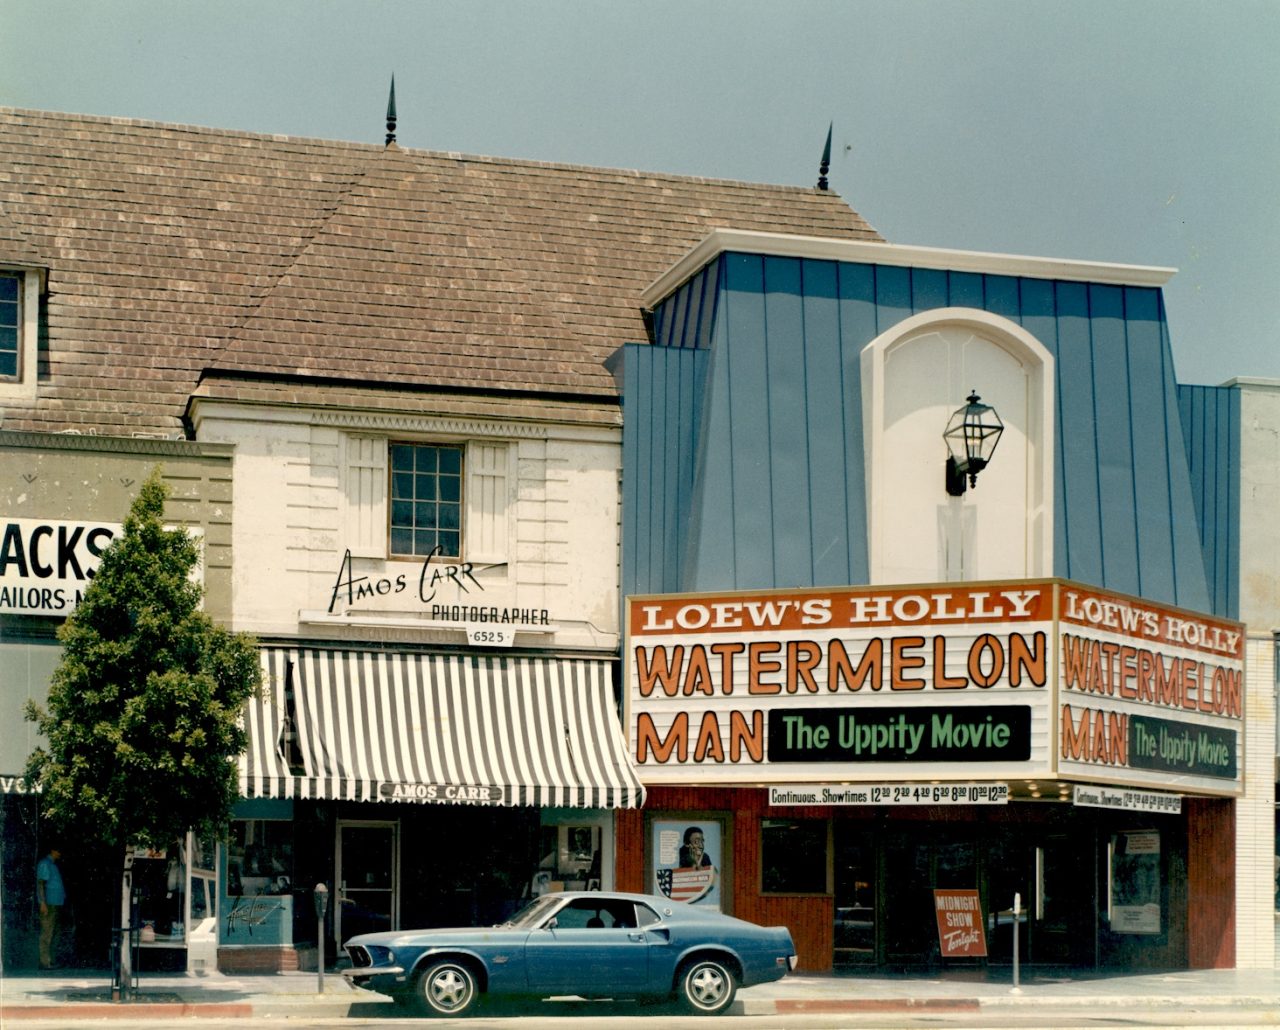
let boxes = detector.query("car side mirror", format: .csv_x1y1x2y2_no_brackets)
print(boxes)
544,917,557,930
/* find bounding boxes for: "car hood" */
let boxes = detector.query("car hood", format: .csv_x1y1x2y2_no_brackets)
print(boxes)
345,925,523,950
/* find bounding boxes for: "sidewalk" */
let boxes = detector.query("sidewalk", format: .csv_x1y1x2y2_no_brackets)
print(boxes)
1,965,1279,1020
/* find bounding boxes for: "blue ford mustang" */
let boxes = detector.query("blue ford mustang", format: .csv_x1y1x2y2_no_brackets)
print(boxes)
342,891,797,1016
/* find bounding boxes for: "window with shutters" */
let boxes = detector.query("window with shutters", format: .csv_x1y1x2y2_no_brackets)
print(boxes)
341,435,511,564
390,442,463,558
341,435,387,558
465,441,510,565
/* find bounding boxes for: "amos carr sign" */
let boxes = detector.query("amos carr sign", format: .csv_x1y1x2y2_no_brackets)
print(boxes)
0,518,119,615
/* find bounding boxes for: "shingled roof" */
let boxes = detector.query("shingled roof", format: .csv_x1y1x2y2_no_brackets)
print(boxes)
0,107,881,437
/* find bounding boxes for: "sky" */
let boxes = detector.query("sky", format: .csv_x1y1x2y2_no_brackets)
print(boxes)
1,0,1276,386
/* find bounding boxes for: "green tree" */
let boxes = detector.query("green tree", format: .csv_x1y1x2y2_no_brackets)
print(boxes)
25,468,259,992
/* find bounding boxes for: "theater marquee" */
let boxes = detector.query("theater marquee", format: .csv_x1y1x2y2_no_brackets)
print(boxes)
625,580,1244,796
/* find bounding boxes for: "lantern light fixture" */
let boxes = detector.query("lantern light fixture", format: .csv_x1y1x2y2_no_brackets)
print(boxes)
943,391,1004,496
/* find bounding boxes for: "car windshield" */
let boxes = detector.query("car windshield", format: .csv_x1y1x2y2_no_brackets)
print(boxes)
502,895,563,929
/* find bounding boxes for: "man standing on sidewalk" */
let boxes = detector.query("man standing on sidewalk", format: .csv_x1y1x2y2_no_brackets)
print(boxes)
35,843,66,970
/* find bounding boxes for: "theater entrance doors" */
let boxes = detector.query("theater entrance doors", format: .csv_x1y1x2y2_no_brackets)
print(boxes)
833,819,1098,970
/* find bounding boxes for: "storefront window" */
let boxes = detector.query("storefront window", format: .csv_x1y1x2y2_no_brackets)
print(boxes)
189,832,217,929
1108,830,1161,935
761,818,829,894
532,822,603,894
227,820,293,897
129,841,188,945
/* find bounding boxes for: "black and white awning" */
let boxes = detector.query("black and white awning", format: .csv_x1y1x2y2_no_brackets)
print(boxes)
239,648,645,809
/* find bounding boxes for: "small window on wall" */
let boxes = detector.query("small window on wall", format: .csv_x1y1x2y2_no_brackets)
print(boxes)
0,272,20,379
761,818,829,895
390,442,463,558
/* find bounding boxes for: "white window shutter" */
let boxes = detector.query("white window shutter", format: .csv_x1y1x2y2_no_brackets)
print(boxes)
466,441,510,565
342,435,387,558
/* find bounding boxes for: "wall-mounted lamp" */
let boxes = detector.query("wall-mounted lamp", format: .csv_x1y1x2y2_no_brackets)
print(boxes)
944,391,1004,496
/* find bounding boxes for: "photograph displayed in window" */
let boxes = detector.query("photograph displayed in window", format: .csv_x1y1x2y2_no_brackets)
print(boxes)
0,273,19,378
390,442,462,557
761,818,829,894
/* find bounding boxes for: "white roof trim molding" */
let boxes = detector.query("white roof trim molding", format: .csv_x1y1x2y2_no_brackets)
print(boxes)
641,229,1177,309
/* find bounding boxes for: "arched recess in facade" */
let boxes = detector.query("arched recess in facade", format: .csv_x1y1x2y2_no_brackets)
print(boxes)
860,307,1055,585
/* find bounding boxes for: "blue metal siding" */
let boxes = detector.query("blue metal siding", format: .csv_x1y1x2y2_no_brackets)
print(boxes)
652,262,719,350
1051,282,1105,587
1176,382,1240,619
802,259,854,583
835,263,876,584
685,282,739,590
1090,284,1142,590
763,256,811,582
724,254,774,586
615,343,706,597
628,255,1220,615
1124,286,1177,603
984,275,1021,321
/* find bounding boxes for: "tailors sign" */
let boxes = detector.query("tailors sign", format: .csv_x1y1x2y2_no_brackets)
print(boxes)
0,518,118,615
626,580,1243,796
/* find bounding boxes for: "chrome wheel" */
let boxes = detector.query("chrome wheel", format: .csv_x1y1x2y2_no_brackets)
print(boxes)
678,957,736,1015
418,960,478,1017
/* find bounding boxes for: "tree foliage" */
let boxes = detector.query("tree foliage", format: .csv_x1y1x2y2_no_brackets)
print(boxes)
25,468,260,850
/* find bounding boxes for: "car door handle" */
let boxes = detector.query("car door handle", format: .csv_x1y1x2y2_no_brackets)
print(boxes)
628,933,645,942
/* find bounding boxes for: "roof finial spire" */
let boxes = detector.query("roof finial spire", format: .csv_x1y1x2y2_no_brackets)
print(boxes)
385,75,397,147
817,122,832,191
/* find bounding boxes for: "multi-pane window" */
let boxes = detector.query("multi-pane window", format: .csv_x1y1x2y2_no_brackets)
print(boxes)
0,273,19,379
390,443,463,557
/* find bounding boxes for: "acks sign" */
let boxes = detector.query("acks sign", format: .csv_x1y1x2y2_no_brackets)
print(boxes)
0,518,118,615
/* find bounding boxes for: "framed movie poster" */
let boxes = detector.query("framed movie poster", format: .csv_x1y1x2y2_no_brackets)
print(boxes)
1109,830,1161,935
651,819,723,909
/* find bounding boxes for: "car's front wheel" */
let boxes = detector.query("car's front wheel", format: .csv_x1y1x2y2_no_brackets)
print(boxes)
417,959,479,1017
676,956,737,1015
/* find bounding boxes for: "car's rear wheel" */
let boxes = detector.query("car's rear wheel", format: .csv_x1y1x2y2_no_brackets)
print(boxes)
417,959,479,1017
676,956,737,1015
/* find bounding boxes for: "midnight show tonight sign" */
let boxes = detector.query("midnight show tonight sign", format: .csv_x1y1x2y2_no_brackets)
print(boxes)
625,580,1244,796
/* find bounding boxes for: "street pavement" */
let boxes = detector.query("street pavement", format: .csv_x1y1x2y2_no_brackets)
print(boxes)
1,965,1280,1021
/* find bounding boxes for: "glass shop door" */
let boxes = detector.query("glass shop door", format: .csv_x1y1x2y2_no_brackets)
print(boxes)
882,830,979,968
336,821,398,946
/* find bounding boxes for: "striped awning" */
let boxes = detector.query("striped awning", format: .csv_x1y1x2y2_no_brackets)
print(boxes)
239,648,645,809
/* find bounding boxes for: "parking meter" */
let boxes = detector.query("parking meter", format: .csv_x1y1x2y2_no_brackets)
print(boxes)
314,883,329,993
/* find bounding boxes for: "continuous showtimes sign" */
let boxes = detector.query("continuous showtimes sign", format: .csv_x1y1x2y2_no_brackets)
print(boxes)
769,783,1009,806
626,580,1245,795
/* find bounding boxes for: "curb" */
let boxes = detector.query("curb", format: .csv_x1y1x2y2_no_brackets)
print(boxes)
3,988,1278,1020
771,998,982,1014
0,996,374,1022
738,992,1280,1017
0,1002,255,1021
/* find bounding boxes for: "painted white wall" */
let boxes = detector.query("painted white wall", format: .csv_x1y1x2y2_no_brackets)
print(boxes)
1237,635,1276,967
1232,380,1280,966
1237,381,1280,633
862,309,1054,586
192,402,621,651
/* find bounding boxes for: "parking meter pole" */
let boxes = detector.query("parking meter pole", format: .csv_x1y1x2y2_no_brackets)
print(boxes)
1011,892,1021,993
314,883,330,994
